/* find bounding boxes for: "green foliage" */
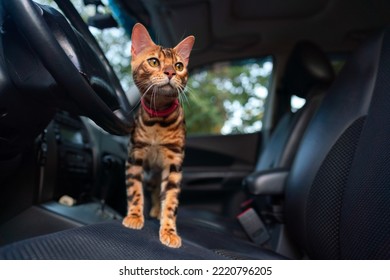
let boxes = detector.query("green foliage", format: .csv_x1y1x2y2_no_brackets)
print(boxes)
185,60,272,135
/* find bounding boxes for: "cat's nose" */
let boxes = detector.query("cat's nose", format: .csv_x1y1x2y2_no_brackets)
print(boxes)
164,67,176,80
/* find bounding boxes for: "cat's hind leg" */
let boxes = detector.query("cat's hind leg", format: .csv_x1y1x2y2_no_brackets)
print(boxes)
149,186,161,219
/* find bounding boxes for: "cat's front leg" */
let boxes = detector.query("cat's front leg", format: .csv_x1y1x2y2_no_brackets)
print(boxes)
122,159,145,229
159,164,182,248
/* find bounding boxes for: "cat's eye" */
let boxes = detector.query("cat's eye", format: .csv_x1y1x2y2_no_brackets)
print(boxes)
147,58,160,67
175,62,184,72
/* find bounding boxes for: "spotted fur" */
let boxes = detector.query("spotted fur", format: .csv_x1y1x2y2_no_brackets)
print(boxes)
122,23,194,248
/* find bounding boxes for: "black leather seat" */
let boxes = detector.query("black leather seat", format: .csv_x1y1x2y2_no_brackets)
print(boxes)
1,28,389,259
244,41,335,203
256,41,335,172
285,28,390,259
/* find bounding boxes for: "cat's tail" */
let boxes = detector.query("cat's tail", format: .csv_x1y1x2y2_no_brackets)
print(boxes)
143,146,163,190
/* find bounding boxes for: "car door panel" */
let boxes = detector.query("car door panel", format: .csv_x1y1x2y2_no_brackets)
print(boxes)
180,132,261,216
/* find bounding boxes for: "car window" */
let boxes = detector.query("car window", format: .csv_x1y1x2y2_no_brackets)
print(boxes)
186,58,273,135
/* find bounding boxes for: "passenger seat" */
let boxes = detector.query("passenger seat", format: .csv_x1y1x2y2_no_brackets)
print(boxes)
179,41,336,240
257,41,335,171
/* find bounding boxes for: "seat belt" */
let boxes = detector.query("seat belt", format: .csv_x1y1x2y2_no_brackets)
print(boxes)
237,207,270,245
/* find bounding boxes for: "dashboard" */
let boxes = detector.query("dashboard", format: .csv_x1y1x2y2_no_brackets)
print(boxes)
40,110,129,205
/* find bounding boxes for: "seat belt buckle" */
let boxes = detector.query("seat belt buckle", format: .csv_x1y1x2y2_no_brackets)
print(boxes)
237,207,270,245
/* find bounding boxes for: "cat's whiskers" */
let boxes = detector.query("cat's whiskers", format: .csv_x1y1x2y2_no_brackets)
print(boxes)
123,83,151,114
140,83,155,101
184,84,198,105
178,88,187,106
177,84,191,107
152,87,158,112
134,80,153,95
144,83,155,95
177,88,184,112
129,83,155,112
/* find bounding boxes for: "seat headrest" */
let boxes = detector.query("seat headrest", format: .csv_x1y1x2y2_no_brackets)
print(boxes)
282,41,335,99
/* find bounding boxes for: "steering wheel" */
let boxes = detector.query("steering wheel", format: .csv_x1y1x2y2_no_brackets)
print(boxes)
3,0,134,135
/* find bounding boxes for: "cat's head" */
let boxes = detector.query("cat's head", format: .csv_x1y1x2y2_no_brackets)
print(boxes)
130,23,195,110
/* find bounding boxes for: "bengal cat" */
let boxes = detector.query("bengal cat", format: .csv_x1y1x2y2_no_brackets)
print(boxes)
122,23,195,248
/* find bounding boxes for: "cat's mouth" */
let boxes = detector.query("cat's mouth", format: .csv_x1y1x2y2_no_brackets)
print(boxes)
157,84,179,97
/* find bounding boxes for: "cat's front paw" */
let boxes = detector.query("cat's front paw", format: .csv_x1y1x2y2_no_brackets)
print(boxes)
122,215,144,230
159,229,182,248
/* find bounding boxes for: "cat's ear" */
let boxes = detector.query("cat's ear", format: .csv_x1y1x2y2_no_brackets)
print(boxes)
174,36,195,66
131,23,156,58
